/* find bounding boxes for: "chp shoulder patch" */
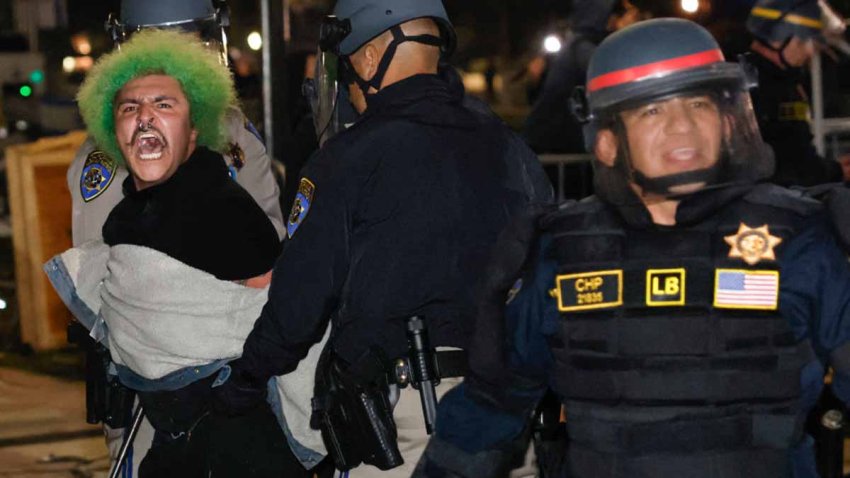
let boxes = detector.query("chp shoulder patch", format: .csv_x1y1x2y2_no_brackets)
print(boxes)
80,150,117,202
226,142,245,179
551,270,622,312
287,178,315,239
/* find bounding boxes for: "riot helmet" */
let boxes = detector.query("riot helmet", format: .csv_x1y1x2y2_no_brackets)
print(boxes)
105,0,230,65
572,18,773,203
747,0,825,44
306,0,456,144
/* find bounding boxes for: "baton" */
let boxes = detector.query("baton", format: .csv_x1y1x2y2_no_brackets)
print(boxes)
406,316,438,434
108,404,145,478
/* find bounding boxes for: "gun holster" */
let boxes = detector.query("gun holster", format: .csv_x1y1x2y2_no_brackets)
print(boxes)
68,322,135,428
311,352,403,471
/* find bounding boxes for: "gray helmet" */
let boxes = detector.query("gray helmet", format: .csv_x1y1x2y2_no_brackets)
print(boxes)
572,18,773,202
747,0,824,44
331,0,456,56
106,0,230,64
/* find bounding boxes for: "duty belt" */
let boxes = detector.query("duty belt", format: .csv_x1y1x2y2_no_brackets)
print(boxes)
391,349,468,387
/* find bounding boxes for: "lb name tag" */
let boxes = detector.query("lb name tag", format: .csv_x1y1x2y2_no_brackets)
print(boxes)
646,268,686,306
554,270,622,312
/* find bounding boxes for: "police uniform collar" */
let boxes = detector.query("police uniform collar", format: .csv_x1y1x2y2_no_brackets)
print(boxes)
121,146,229,198
363,73,460,115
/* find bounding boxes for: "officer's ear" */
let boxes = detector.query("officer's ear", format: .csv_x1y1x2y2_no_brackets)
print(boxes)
595,129,618,168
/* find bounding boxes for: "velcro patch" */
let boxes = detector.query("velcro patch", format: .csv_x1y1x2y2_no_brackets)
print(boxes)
286,178,315,239
80,150,116,202
646,268,686,306
714,269,779,310
553,270,622,312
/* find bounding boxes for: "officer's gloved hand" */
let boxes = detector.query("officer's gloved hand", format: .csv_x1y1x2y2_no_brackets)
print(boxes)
211,359,268,416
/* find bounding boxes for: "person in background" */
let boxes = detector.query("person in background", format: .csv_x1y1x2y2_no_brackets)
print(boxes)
746,0,850,186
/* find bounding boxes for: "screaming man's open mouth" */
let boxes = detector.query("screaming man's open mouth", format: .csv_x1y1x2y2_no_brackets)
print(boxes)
137,133,165,160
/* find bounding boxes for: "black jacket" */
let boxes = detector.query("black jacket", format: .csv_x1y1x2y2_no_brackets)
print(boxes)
103,146,281,280
239,73,552,380
748,52,842,187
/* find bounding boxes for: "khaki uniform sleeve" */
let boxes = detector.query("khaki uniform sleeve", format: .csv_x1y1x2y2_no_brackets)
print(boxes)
224,108,285,239
68,137,128,246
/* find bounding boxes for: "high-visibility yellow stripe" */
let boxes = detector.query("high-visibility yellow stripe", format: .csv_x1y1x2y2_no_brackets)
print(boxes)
751,6,824,30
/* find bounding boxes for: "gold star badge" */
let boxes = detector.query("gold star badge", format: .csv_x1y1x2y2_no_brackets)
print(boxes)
724,223,782,265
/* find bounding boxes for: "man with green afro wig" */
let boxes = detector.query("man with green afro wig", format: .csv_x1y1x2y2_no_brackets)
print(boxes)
77,29,234,168
59,27,310,478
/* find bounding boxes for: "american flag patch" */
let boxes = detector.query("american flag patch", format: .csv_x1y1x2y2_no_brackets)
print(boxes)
713,269,779,310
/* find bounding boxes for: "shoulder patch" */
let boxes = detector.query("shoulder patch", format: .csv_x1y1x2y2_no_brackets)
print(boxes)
287,178,315,239
227,142,245,177
80,150,117,202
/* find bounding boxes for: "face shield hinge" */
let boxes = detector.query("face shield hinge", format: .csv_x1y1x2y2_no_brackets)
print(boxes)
570,86,592,124
216,5,231,28
105,13,126,45
319,16,352,53
736,54,760,90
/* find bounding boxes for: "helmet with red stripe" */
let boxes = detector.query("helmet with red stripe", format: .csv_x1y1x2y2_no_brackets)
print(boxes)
572,18,774,202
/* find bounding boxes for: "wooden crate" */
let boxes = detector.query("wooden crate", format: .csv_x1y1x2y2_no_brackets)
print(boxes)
6,131,85,350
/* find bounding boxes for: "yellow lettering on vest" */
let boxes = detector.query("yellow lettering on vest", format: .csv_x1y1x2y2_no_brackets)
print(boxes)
665,277,680,295
575,277,603,292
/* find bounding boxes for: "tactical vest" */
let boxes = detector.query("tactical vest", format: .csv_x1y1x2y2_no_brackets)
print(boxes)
544,188,819,478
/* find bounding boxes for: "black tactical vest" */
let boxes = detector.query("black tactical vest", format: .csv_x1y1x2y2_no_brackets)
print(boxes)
543,186,820,478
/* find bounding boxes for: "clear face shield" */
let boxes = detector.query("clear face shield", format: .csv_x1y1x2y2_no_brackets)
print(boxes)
105,12,230,65
304,47,343,147
578,64,774,206
302,16,353,146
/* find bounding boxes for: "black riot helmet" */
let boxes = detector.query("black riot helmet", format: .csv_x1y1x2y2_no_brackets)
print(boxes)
571,18,773,203
105,0,231,65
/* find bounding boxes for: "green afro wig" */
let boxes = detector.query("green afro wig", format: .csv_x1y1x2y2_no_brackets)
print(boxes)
77,29,237,165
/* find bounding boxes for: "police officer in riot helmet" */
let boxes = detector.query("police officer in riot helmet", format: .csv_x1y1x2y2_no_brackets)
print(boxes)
746,0,850,186
414,18,850,478
66,1,284,477
214,0,552,476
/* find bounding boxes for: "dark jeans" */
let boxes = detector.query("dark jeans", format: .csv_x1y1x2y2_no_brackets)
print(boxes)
139,404,314,478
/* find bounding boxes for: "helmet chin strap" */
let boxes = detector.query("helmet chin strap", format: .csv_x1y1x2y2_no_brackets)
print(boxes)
755,36,797,69
631,167,720,197
344,25,443,97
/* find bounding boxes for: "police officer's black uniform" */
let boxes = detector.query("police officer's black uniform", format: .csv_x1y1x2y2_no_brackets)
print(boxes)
749,52,842,186
235,71,551,385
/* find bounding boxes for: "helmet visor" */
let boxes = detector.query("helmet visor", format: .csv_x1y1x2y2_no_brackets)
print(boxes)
592,79,774,205
304,48,343,146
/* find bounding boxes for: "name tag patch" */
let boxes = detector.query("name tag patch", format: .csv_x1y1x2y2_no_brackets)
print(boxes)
714,269,779,310
646,268,685,306
554,270,622,312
